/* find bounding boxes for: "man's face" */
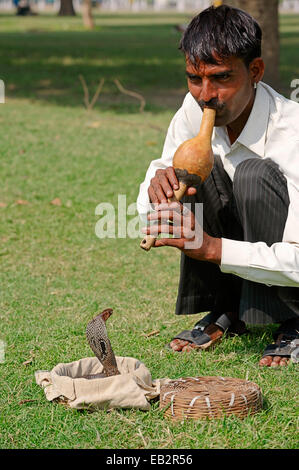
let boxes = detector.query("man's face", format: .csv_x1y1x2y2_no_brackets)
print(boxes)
185,55,256,127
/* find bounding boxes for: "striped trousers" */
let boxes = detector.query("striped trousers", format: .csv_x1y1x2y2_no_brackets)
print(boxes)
176,156,299,325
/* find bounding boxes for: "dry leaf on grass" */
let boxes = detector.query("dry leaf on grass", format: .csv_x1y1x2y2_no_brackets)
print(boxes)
146,141,157,146
86,121,101,128
0,202,7,208
137,428,147,447
23,359,33,366
142,330,160,338
50,197,62,206
16,199,29,205
23,350,35,366
19,399,38,405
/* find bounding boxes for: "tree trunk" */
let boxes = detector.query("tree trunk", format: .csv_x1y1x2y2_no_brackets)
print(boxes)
82,0,94,29
226,0,280,89
58,0,76,16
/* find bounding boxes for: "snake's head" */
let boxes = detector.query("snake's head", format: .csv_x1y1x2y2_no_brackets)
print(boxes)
99,308,113,323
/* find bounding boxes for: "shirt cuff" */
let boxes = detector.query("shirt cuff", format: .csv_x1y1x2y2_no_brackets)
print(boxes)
220,238,251,278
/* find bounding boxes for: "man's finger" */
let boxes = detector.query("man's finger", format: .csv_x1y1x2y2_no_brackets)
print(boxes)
150,203,192,220
165,167,179,191
142,224,175,236
148,209,173,221
154,238,185,249
156,173,176,199
149,180,168,203
148,186,159,204
153,201,182,213
185,187,197,196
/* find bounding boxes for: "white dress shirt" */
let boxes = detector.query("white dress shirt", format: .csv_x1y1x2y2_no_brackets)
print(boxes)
137,82,299,288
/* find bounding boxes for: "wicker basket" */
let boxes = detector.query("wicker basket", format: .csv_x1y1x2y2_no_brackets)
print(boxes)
160,376,263,420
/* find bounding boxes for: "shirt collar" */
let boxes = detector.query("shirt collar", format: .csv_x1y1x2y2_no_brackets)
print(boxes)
215,82,270,158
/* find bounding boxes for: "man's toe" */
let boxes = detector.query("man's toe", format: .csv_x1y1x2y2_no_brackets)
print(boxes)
259,354,290,367
270,359,279,367
279,357,289,366
270,355,282,367
170,339,189,351
259,355,273,367
270,355,291,367
181,342,199,352
181,344,194,352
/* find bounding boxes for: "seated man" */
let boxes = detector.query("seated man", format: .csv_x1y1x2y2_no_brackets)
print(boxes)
137,4,299,367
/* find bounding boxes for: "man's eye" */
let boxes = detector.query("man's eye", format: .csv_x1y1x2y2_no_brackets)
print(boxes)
218,74,230,80
188,77,201,83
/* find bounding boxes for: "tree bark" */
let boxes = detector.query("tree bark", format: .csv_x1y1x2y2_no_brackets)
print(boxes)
82,0,94,30
58,0,76,16
226,0,280,89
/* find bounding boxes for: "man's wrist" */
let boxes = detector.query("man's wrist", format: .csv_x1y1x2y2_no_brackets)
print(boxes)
205,236,222,265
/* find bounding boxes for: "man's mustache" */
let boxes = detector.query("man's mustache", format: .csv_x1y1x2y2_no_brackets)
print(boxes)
198,99,225,112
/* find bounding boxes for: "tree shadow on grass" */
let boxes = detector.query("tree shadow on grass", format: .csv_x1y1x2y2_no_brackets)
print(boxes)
0,21,188,112
1,14,298,112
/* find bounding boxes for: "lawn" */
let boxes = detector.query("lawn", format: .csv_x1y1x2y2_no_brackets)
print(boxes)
0,11,298,450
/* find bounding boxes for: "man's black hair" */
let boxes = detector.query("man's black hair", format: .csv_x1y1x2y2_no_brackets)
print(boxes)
180,4,262,67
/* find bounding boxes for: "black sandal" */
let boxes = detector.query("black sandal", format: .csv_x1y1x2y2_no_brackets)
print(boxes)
261,318,299,363
167,312,249,351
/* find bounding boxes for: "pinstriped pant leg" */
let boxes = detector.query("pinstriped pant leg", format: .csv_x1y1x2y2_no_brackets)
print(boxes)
175,155,243,316
234,158,299,324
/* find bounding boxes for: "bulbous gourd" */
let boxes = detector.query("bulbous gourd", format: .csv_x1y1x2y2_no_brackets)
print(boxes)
140,107,216,251
173,107,216,185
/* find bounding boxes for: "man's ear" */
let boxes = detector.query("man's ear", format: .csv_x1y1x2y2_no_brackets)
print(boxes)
249,58,265,85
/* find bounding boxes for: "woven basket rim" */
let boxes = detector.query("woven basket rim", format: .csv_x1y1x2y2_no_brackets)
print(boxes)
160,375,263,420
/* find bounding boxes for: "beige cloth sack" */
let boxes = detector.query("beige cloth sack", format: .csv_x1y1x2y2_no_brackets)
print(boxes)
35,356,170,411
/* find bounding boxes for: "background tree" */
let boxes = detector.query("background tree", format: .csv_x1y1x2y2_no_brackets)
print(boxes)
225,0,280,88
58,0,76,16
82,0,94,30
58,0,94,29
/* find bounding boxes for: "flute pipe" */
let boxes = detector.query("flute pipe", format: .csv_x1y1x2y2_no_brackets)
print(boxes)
140,181,188,251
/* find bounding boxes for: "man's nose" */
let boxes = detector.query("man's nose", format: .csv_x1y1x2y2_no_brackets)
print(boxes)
201,79,218,104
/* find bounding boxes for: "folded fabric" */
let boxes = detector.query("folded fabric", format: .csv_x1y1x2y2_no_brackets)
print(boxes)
35,356,170,411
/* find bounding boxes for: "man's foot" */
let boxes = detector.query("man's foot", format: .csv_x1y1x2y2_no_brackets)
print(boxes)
259,318,299,367
259,334,290,367
170,323,224,352
169,312,244,352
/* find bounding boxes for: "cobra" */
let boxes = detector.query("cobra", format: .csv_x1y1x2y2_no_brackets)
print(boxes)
86,308,120,377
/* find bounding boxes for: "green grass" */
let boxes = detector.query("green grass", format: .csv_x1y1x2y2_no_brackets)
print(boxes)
0,12,298,450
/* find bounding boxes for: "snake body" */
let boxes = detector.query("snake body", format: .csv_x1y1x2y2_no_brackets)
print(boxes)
86,308,120,377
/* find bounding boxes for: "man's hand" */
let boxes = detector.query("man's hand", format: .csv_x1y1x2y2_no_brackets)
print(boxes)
148,167,197,204
141,201,222,265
